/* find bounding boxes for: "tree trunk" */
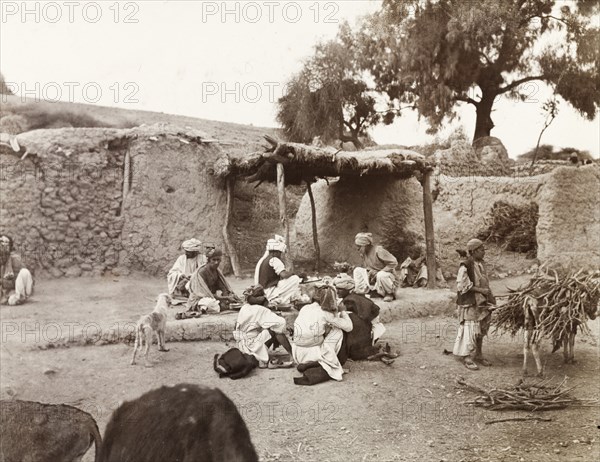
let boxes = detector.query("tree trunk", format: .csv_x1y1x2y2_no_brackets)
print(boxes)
306,181,320,272
472,92,496,142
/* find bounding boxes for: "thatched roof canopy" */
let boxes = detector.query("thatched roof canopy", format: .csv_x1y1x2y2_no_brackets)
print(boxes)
213,136,434,185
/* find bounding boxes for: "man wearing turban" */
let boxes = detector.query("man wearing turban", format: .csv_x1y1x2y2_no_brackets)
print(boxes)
187,248,240,312
0,234,34,306
167,238,206,304
353,233,398,302
253,235,302,306
452,238,496,370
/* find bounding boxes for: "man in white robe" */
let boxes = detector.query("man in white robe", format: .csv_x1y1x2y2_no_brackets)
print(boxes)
233,285,293,368
167,238,205,305
353,232,398,302
292,285,353,385
254,235,302,306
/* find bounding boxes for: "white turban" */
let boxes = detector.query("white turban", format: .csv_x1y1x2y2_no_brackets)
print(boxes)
466,238,484,253
182,238,202,252
266,234,287,252
355,232,373,246
333,274,355,291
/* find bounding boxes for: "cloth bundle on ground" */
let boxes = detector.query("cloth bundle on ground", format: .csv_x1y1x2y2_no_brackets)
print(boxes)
213,348,259,380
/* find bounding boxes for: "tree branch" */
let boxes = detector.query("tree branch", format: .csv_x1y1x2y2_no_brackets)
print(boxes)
498,75,546,94
455,95,479,106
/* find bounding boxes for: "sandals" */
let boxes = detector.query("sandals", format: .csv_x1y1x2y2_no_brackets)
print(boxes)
475,358,492,367
268,359,294,369
463,359,479,370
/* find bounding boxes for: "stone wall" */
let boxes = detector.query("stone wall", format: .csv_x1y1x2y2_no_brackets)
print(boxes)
1,128,128,277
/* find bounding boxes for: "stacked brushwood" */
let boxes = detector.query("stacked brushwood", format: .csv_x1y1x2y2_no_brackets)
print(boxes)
493,269,600,338
477,201,538,254
456,377,597,412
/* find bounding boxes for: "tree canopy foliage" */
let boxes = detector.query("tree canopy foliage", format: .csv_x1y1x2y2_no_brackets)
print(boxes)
277,23,394,148
278,1,600,145
359,0,599,141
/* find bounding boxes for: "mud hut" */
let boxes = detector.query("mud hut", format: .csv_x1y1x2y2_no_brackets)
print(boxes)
213,136,439,287
0,124,239,277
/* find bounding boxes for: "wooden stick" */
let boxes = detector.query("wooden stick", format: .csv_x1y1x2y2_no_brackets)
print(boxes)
422,171,436,289
222,177,242,278
306,180,320,272
277,163,293,271
485,416,553,425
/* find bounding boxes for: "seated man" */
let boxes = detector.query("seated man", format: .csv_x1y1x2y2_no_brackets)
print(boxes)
292,284,353,386
0,235,34,306
167,238,206,304
353,232,398,302
399,245,448,288
233,285,293,368
187,248,239,312
254,235,302,306
333,273,386,346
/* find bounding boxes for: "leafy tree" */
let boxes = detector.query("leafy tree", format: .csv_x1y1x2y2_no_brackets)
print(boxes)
277,23,393,148
357,0,600,142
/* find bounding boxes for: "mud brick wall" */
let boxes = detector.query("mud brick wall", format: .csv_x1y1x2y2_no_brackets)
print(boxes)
118,135,228,276
537,165,600,270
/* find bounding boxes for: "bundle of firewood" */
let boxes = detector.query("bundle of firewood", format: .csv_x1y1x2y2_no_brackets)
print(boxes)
456,377,596,412
493,269,600,338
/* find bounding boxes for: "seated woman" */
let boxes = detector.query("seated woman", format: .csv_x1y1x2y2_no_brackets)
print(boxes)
233,285,293,369
291,284,353,386
186,248,239,312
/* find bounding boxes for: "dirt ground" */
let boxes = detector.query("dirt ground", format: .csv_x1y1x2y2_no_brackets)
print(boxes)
1,275,599,462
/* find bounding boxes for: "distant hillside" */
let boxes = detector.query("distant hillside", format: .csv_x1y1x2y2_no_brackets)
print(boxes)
0,95,278,147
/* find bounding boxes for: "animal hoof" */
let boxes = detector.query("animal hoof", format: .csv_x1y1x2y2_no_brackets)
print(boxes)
536,372,544,378
522,370,529,377
159,348,169,352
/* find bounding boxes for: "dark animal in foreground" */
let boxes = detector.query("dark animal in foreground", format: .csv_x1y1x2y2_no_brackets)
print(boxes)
0,399,101,462
98,383,258,462
214,348,259,379
131,293,170,366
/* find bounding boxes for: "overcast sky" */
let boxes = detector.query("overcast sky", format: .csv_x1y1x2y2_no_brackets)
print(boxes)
1,0,598,157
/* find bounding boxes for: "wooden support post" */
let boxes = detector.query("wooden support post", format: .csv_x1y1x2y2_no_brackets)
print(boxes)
306,180,320,272
422,171,436,289
277,163,293,270
120,149,131,217
222,177,242,278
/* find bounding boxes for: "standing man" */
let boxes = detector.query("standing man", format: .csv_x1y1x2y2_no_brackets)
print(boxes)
167,238,206,304
0,235,34,306
453,238,496,370
254,235,302,306
353,232,398,302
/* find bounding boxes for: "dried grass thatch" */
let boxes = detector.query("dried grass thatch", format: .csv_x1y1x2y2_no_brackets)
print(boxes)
214,135,434,185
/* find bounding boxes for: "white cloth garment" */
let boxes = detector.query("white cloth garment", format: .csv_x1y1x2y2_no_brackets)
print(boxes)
233,304,287,363
291,303,353,381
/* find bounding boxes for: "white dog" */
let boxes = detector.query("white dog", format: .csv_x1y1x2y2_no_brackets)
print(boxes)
131,293,170,366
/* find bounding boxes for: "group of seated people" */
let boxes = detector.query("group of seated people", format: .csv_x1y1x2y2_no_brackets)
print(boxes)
167,232,405,314
167,232,406,385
